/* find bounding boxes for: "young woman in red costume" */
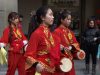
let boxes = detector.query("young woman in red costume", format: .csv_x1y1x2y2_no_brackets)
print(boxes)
0,12,28,75
25,6,61,75
52,10,85,75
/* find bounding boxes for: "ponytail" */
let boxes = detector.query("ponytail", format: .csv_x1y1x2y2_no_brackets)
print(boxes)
28,15,40,39
30,15,39,32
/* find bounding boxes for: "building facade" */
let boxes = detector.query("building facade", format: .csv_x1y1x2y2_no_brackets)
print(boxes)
0,0,99,37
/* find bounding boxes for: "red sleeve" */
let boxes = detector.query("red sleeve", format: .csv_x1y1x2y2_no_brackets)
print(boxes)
71,31,80,51
69,31,81,59
0,27,9,44
51,33,61,65
25,31,40,63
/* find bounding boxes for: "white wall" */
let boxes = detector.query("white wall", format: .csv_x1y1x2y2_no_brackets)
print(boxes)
0,0,18,36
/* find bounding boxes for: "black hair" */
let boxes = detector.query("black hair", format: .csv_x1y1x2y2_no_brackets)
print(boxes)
28,15,38,39
36,6,50,24
8,12,19,25
50,10,71,31
28,6,51,38
87,18,96,28
8,12,19,43
19,14,23,18
57,10,71,27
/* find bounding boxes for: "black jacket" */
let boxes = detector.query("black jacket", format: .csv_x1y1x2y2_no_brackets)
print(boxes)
82,28,99,46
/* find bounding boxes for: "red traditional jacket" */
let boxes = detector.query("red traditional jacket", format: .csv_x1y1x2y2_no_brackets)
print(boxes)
53,25,81,59
0,26,27,53
25,25,60,73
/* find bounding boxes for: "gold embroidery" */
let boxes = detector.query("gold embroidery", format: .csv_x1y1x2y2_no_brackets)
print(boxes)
38,50,49,55
63,29,73,44
64,35,70,45
38,60,55,73
13,29,22,39
16,29,22,38
49,33,54,46
63,29,73,59
26,56,37,64
68,32,72,40
25,56,37,70
43,26,55,47
64,50,73,60
44,27,48,38
45,58,50,64
67,30,73,43
45,38,50,49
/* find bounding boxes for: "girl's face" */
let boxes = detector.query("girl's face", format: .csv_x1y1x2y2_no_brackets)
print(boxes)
62,15,72,27
42,8,54,26
89,20,95,28
12,17,19,26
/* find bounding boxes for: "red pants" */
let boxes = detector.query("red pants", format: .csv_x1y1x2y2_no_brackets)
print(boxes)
53,66,65,75
6,52,25,75
25,67,35,75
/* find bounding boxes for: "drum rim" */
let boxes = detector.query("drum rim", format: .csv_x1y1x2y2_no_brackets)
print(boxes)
60,57,72,72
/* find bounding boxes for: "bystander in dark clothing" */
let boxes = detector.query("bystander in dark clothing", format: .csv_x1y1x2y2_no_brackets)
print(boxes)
82,18,99,75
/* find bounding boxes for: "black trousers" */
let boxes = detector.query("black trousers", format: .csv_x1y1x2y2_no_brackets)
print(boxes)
85,45,98,65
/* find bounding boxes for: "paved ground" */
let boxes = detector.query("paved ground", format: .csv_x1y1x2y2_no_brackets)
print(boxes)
75,59,100,75
0,59,100,75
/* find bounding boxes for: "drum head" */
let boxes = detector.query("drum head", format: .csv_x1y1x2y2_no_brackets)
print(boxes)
60,57,72,72
77,50,85,60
